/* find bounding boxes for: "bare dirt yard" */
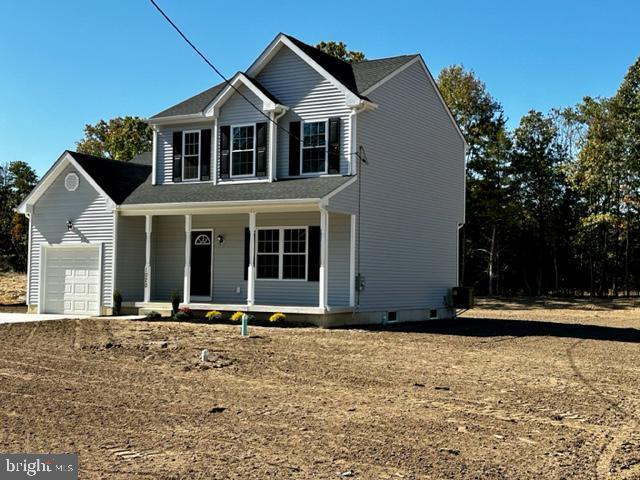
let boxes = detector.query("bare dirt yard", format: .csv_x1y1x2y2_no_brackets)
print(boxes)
0,298,639,479
0,271,26,307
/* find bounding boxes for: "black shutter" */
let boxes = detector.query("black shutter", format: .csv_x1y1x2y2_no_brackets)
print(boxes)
172,131,182,182
256,122,268,177
308,226,320,281
288,121,300,176
244,227,250,280
328,117,341,174
219,125,230,179
200,129,211,181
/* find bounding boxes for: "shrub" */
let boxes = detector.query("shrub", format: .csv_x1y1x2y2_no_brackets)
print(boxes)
230,311,245,322
205,310,222,321
174,311,191,321
170,290,180,315
145,310,161,320
113,289,123,316
269,312,286,323
178,307,193,318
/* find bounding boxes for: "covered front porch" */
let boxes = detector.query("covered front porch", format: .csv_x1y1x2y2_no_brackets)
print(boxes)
115,203,356,315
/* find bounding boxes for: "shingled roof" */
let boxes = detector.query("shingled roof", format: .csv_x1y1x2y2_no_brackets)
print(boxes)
64,150,351,206
150,34,418,120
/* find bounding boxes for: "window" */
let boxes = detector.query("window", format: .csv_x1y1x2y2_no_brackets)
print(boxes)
301,121,327,174
231,125,255,177
256,227,307,280
183,131,200,180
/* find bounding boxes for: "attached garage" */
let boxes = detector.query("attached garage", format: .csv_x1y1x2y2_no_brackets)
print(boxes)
40,245,102,315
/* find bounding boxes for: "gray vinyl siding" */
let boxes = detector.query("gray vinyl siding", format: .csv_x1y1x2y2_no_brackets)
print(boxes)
327,180,358,214
327,213,351,306
192,214,247,304
256,46,352,178
217,85,269,181
151,215,185,301
355,61,465,311
156,122,214,184
28,165,115,308
138,211,351,307
115,216,145,302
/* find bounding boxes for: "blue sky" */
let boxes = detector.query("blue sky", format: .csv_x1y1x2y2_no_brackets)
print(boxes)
1,0,638,175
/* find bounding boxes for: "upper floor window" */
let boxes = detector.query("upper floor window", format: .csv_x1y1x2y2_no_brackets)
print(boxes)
302,121,327,174
231,125,255,177
182,131,201,181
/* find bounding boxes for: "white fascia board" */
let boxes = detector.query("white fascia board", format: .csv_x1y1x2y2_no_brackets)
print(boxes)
117,198,322,216
246,33,363,108
203,72,281,118
17,152,117,213
148,113,206,126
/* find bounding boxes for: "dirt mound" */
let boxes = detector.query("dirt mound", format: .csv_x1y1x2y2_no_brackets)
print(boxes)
0,272,26,305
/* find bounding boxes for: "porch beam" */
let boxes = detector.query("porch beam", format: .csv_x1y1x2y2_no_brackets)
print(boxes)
349,214,356,307
183,214,192,305
144,215,152,303
247,212,256,305
319,208,329,310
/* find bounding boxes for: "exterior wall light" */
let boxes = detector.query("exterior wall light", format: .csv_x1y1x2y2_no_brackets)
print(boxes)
216,234,224,245
66,220,73,231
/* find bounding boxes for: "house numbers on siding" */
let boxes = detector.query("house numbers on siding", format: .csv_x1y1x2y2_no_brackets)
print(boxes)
64,172,79,192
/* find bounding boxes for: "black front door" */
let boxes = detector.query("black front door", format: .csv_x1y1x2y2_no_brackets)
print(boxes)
191,231,212,297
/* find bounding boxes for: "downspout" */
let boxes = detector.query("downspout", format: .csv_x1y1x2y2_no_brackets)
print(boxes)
24,210,32,309
270,106,288,181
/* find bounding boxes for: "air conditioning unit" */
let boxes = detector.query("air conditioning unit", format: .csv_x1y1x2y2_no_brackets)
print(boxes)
451,287,474,309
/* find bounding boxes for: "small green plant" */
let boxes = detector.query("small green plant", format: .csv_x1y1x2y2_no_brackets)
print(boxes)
174,311,191,321
269,312,286,323
170,290,180,315
205,310,223,322
230,311,245,322
145,310,161,320
113,289,123,316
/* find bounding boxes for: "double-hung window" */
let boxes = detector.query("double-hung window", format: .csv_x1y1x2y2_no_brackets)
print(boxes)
301,121,327,174
256,227,307,280
183,131,200,181
231,125,255,177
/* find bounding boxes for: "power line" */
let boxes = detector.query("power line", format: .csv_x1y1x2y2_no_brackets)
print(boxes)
148,0,365,163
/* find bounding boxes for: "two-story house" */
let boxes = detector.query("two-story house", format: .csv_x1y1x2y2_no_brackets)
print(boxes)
17,33,466,326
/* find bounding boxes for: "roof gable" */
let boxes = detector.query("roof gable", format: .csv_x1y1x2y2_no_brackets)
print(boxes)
203,72,285,118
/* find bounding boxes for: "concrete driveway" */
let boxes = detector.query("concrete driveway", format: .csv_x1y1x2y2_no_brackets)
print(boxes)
0,313,144,324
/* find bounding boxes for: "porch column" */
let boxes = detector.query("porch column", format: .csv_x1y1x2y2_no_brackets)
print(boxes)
183,214,192,305
144,215,152,303
349,214,356,307
247,212,256,305
319,208,329,310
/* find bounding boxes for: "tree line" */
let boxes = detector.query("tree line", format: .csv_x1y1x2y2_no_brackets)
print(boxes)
437,57,640,297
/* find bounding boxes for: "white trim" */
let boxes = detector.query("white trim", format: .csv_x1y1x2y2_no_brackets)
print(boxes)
25,213,32,306
183,214,192,304
300,119,329,176
17,152,117,214
38,243,102,315
230,123,257,178
118,199,321,216
148,113,205,126
182,130,201,182
361,56,468,149
189,228,214,300
212,118,219,185
151,127,158,186
268,111,276,182
247,212,256,305
255,226,309,282
319,208,329,310
144,215,152,303
246,34,363,107
349,214,356,307
203,72,283,118
111,210,118,306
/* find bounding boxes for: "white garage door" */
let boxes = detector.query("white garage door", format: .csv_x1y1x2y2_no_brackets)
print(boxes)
43,246,100,315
